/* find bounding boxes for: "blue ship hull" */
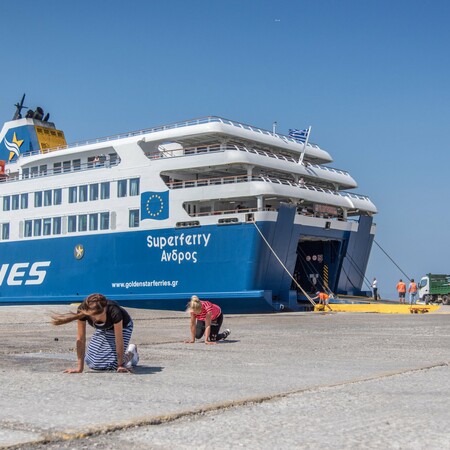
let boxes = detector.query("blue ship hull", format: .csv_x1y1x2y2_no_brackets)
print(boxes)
0,212,374,313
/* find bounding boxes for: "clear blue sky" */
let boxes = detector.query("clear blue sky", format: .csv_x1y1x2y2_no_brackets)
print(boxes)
1,0,449,299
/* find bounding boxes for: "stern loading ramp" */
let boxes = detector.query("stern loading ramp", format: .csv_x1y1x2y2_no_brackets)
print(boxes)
254,217,440,315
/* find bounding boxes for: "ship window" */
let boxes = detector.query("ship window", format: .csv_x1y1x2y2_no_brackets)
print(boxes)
68,215,77,233
69,187,77,203
129,209,140,228
100,182,110,200
33,219,42,236
24,220,32,237
63,161,71,173
44,190,52,206
117,180,127,198
73,159,81,171
21,194,28,209
35,192,43,208
78,215,87,232
1,223,9,240
79,185,88,202
22,168,30,179
89,184,99,201
31,167,38,178
53,162,62,174
53,217,62,235
43,218,52,236
89,214,98,231
3,196,10,211
39,165,47,176
54,189,62,205
130,178,140,196
109,153,118,165
12,195,19,210
100,212,109,230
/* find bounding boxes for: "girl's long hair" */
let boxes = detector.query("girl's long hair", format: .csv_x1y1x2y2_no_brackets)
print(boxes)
186,295,202,314
51,293,108,326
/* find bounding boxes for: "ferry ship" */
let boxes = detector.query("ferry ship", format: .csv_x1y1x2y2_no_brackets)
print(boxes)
0,96,377,312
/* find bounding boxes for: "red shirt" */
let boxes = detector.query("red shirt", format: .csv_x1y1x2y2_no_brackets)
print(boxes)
194,301,221,321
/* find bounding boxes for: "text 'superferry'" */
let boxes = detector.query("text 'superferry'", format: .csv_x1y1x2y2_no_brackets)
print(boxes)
0,95,377,312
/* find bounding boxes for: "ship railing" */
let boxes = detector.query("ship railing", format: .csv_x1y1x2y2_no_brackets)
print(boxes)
0,159,120,183
151,142,351,178
18,116,322,158
168,174,372,203
188,206,353,222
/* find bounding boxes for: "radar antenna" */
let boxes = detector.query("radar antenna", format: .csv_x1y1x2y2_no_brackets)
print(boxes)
13,94,27,120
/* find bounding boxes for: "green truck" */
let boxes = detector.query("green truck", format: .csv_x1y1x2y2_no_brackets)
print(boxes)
418,274,450,305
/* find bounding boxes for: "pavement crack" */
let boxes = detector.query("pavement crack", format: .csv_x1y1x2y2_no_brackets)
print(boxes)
5,361,448,449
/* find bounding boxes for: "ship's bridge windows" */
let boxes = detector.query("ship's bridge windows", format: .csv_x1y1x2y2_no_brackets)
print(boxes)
100,182,110,200
34,192,43,208
3,196,10,211
54,189,62,205
129,209,139,228
12,195,20,210
1,223,10,240
21,193,28,209
44,190,52,207
118,180,127,198
90,184,99,201
69,187,77,203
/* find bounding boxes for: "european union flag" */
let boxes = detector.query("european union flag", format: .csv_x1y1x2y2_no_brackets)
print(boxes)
141,191,169,220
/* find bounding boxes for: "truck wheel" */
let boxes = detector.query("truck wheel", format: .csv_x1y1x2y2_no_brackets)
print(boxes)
423,295,431,304
442,295,450,305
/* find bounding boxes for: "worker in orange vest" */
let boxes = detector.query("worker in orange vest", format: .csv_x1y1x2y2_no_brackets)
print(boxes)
312,290,331,310
396,279,407,304
408,279,418,305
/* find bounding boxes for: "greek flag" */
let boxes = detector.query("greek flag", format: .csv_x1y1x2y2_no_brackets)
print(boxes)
289,128,310,144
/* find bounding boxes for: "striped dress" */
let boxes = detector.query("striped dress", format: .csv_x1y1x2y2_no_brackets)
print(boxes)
81,300,133,371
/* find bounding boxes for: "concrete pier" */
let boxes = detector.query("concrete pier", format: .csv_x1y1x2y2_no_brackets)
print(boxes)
1,305,449,449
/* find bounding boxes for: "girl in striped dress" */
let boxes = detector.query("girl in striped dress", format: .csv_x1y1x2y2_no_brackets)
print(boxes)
52,293,139,373
185,295,230,345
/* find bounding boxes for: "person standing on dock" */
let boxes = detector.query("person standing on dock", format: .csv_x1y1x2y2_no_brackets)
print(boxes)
408,279,418,305
396,279,407,304
372,277,378,300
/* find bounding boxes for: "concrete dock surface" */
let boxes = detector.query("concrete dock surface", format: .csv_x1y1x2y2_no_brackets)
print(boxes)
1,305,449,449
